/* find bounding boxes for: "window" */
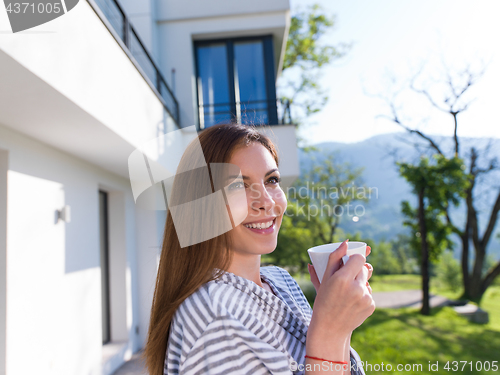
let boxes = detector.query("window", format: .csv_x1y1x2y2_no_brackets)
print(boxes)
195,36,278,129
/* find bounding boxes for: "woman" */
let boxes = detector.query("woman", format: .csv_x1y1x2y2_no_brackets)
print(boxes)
144,124,375,375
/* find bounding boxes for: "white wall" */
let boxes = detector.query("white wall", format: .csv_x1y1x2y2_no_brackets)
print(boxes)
0,150,7,375
135,207,163,347
7,170,68,374
158,0,289,22
0,124,157,375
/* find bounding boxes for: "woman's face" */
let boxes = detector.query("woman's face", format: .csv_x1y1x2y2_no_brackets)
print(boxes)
226,142,287,256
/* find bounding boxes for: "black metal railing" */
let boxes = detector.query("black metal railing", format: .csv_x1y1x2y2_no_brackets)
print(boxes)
277,99,292,125
198,99,292,128
89,0,179,125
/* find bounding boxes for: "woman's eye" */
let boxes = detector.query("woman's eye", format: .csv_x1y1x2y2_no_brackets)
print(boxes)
228,181,245,190
268,176,281,184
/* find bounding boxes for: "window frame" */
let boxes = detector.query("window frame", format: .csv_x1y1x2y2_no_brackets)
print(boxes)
194,35,278,130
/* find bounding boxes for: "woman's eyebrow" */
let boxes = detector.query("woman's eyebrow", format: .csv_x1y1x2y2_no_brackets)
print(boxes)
227,168,279,180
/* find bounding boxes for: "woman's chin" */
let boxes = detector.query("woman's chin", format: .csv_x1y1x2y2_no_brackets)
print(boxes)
235,238,278,256
259,239,279,255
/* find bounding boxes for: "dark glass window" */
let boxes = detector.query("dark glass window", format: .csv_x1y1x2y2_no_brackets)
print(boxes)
195,36,278,129
196,43,232,126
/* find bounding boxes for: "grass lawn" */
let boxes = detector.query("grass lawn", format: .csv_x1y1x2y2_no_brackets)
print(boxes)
293,273,500,374
351,305,500,374
368,274,500,331
480,286,500,332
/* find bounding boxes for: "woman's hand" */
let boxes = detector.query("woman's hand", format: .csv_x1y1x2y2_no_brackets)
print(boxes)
305,240,376,367
308,245,373,293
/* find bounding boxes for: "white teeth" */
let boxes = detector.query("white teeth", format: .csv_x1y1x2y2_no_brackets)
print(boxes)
244,220,274,229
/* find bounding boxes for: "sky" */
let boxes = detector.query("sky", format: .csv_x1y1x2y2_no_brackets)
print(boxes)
288,0,500,145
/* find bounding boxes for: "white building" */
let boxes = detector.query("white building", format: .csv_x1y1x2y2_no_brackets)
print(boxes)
0,0,298,374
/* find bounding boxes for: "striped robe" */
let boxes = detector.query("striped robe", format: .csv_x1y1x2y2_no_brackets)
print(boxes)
164,266,365,375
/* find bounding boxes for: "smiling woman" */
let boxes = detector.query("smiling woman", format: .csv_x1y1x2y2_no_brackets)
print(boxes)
144,123,374,375
225,142,287,277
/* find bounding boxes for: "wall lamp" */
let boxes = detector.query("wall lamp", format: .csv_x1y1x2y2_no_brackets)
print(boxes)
57,205,71,223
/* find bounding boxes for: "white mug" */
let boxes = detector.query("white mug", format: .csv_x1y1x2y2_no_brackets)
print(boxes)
307,241,367,283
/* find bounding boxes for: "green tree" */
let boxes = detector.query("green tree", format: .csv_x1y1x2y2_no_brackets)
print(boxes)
398,155,469,314
293,153,367,244
379,64,500,303
279,4,349,125
367,235,419,275
391,234,419,274
436,251,462,293
368,240,402,275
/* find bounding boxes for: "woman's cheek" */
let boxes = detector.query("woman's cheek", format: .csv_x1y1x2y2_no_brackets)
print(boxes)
271,187,287,216
225,189,250,225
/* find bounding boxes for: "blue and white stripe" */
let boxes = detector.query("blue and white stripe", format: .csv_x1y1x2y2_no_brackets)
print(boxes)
164,266,364,375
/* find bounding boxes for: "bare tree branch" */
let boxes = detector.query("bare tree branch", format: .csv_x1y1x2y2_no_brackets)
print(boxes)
410,84,449,113
481,189,500,249
377,105,444,156
482,260,500,294
409,65,485,156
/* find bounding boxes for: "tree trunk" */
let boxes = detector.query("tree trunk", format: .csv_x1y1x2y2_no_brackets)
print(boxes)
460,231,470,299
481,261,500,299
460,180,473,299
461,154,476,301
469,242,486,303
418,188,430,315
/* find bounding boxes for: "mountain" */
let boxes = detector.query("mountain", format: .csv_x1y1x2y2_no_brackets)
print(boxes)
298,133,500,258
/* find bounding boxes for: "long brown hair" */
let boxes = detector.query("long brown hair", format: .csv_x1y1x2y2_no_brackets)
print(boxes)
143,124,279,375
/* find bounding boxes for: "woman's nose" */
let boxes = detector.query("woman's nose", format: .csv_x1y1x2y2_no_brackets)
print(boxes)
250,184,274,212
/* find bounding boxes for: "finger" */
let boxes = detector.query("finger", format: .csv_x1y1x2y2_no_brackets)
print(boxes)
308,264,320,291
365,246,371,257
323,239,349,281
338,253,366,280
364,262,373,280
355,261,370,283
366,282,372,295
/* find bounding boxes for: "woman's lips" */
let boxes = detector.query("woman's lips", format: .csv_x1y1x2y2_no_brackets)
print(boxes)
243,218,276,234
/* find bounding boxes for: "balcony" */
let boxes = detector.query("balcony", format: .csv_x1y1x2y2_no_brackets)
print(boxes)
198,98,292,128
88,0,179,124
0,1,180,178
